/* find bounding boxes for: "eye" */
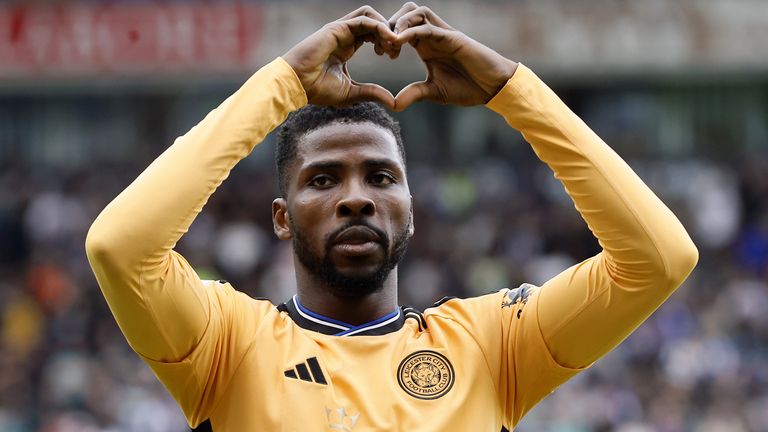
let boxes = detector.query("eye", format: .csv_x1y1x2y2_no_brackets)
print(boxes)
370,172,396,185
308,175,335,188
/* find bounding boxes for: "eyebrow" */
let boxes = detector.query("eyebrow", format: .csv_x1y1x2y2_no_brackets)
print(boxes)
302,158,401,172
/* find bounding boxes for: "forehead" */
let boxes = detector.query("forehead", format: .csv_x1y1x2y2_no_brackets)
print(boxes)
296,121,403,167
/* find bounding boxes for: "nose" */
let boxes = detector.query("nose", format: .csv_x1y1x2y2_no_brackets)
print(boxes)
336,184,376,218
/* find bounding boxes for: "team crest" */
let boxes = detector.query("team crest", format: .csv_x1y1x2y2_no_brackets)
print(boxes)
397,351,454,400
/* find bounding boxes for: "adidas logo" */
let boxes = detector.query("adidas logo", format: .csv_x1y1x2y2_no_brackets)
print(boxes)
284,357,327,385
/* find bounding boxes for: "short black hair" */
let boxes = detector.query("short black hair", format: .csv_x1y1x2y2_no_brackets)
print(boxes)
275,102,405,196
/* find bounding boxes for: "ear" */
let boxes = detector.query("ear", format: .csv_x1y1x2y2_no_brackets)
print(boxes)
272,198,292,240
407,195,415,237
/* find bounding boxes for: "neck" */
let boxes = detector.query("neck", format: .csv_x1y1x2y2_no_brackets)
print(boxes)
294,268,399,326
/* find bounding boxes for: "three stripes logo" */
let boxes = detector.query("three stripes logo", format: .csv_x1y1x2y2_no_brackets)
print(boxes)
284,357,327,385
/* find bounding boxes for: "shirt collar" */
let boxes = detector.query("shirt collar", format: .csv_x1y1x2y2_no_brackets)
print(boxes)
278,295,406,336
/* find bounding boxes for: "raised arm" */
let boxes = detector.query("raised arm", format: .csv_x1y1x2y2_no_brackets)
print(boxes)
487,65,698,367
388,0,697,419
85,57,306,360
85,6,399,422
84,58,306,423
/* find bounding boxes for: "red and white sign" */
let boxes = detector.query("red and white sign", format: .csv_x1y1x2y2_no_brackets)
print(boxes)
1,1,765,80
0,3,263,77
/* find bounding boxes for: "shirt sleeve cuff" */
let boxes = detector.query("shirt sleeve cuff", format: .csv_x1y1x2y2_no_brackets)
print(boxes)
485,63,536,116
247,57,308,113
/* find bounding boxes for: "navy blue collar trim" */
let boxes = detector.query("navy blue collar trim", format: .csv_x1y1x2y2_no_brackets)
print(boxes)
278,295,406,336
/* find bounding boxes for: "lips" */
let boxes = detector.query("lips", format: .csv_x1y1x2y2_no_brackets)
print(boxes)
333,226,381,245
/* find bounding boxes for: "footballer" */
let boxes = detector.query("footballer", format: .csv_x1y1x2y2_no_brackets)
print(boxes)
86,3,698,431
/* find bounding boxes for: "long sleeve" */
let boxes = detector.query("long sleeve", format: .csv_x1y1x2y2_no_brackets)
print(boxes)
485,65,698,423
85,58,306,423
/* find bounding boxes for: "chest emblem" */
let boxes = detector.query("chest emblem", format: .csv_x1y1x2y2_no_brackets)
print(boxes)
397,350,455,400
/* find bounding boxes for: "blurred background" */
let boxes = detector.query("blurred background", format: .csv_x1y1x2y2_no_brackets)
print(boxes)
0,0,767,431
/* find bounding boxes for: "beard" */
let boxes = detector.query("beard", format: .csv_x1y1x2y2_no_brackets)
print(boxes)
291,219,411,299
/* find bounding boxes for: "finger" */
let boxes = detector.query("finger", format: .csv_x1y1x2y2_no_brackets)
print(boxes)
394,81,438,111
357,34,387,56
347,83,396,110
386,2,419,58
339,5,397,55
388,2,419,30
393,5,453,34
331,16,399,61
395,24,449,47
419,6,452,29
341,5,389,24
354,38,364,52
387,2,419,59
393,9,425,35
357,33,393,57
343,16,399,45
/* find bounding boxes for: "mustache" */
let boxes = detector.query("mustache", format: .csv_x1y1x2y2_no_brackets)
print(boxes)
325,220,388,250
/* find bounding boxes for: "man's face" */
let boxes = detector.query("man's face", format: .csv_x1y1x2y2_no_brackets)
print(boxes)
276,121,413,298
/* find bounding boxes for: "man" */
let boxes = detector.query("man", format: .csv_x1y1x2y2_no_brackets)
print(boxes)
86,3,698,431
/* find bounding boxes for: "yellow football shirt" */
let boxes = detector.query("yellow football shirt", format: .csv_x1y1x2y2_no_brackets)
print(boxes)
86,58,698,431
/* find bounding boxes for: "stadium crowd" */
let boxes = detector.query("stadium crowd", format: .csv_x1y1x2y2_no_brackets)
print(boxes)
0,100,766,431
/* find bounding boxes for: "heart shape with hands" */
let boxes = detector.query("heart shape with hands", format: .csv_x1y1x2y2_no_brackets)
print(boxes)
282,3,518,112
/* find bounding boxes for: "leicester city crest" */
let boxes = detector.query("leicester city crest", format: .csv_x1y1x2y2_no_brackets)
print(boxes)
397,350,455,400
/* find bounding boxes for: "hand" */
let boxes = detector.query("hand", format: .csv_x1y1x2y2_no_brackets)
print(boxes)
388,2,519,111
282,6,399,109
